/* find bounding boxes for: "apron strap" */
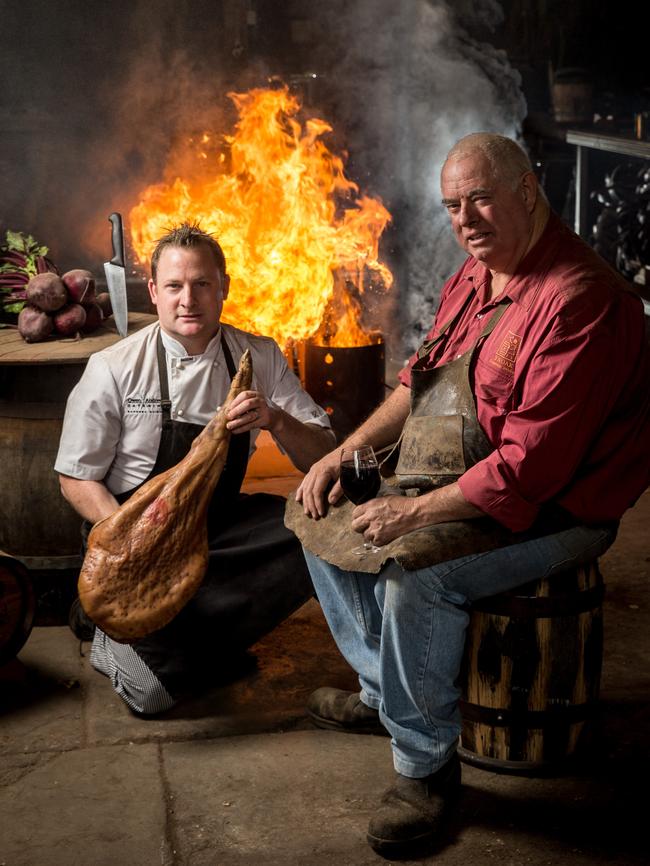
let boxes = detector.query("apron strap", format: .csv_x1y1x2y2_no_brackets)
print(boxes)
385,296,513,473
476,299,511,341
219,331,238,379
156,331,172,423
416,285,475,361
415,289,512,369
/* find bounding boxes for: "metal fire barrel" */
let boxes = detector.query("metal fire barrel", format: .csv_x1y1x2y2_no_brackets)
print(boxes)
300,339,386,442
0,313,156,573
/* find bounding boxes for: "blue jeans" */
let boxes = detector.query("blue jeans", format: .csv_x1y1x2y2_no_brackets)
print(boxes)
304,522,617,779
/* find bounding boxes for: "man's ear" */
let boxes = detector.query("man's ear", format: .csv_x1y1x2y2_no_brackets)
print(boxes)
147,278,158,306
521,170,538,213
222,274,230,300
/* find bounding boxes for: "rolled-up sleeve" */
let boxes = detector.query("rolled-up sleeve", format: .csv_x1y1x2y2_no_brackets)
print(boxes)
54,354,123,480
261,341,332,429
458,301,623,531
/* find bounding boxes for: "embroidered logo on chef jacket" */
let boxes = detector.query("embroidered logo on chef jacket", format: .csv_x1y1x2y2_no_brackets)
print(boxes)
124,395,163,415
490,331,521,374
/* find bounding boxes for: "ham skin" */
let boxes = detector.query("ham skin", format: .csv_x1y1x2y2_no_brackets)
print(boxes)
78,348,253,642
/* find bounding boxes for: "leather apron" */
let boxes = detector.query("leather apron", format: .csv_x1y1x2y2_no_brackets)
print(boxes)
394,288,507,489
85,329,314,698
286,292,577,574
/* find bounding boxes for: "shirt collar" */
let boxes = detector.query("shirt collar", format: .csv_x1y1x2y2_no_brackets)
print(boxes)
159,324,222,359
462,212,564,311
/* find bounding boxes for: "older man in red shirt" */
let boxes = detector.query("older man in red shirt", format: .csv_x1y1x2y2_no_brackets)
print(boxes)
294,133,649,859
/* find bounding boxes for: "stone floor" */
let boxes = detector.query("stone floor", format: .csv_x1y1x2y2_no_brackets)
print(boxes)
1,440,648,865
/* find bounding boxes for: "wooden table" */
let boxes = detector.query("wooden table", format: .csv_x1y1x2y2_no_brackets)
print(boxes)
0,311,157,365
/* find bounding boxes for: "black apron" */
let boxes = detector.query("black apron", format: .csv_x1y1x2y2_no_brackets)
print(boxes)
85,330,314,698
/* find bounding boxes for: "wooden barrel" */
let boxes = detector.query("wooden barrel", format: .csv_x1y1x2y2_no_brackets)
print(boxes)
0,313,156,571
458,562,604,775
0,550,35,665
551,68,593,125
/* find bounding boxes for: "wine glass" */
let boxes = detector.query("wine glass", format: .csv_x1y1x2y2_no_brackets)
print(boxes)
339,446,382,554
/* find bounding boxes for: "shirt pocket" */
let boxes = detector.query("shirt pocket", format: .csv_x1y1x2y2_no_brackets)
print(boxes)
472,355,515,414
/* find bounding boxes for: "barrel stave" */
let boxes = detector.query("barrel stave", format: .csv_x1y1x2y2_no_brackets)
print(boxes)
459,562,603,773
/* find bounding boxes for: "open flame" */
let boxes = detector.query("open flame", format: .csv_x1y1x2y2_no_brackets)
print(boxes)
129,84,392,348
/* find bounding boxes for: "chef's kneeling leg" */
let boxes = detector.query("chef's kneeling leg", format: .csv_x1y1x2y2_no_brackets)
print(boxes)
90,628,176,716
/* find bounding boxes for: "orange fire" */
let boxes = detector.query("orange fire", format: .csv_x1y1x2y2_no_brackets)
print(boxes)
129,84,392,347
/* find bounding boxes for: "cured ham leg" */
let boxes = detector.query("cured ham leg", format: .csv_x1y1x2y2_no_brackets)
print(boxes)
78,349,253,642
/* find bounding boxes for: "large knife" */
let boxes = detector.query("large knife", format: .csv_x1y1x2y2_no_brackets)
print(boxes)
103,212,128,337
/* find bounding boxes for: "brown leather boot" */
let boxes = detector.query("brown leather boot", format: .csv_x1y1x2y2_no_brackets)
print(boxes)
307,687,388,735
367,752,461,859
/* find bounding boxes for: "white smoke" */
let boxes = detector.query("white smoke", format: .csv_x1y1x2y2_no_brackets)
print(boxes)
309,0,527,361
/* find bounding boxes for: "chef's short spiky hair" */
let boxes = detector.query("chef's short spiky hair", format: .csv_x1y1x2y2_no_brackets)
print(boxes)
151,222,227,281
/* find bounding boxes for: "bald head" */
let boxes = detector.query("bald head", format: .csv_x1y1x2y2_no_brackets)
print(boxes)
443,133,534,191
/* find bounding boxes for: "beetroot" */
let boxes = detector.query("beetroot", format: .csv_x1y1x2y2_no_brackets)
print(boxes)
81,301,103,333
62,269,96,304
53,303,86,336
18,305,54,342
26,273,68,312
95,291,113,318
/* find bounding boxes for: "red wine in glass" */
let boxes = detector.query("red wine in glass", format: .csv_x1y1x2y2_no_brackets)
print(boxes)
339,446,382,553
340,463,381,504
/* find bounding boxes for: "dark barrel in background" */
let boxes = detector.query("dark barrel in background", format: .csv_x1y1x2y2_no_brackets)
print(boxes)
299,339,386,442
0,549,36,664
0,313,155,621
0,361,90,569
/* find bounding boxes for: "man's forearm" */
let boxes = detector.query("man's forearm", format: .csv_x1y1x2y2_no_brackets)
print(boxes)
412,481,486,526
351,480,487,547
268,412,337,473
340,383,412,454
296,384,413,517
59,475,120,525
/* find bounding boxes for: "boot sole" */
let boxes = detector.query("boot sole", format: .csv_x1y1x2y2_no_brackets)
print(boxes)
366,828,439,860
307,709,389,736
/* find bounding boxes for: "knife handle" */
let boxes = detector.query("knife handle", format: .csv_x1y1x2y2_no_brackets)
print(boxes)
108,213,125,268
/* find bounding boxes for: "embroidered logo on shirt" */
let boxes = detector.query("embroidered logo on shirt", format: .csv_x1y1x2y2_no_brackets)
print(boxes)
124,396,163,415
490,331,521,374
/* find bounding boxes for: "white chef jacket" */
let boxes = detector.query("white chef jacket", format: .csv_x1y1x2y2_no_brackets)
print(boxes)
55,321,332,495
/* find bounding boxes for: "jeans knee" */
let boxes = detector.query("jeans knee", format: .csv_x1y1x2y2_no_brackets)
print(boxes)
408,567,469,608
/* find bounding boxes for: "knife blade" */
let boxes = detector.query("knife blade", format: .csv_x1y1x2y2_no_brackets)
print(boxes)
103,212,128,337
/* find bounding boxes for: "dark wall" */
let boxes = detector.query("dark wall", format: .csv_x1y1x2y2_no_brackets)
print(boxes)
498,0,649,119
1,0,646,342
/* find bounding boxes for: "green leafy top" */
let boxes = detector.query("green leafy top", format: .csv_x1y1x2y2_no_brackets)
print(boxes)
4,230,49,258
0,230,55,315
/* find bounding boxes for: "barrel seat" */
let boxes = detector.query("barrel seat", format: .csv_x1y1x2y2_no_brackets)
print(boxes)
458,561,603,774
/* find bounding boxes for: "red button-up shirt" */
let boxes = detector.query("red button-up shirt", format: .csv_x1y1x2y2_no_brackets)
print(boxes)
398,213,650,532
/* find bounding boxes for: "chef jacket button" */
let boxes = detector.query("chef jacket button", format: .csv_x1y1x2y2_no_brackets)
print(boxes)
177,409,184,417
